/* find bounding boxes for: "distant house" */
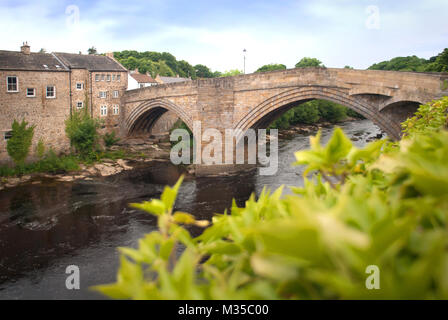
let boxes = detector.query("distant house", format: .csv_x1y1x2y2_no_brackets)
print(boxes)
155,74,191,84
128,70,158,90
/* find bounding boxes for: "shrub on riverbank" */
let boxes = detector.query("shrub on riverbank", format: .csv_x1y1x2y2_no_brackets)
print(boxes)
65,109,101,160
268,99,363,130
6,120,35,165
95,97,448,299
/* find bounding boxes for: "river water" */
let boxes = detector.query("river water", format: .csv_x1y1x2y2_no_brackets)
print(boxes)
0,120,382,299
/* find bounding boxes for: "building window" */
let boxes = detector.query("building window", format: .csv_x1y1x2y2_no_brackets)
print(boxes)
106,74,111,82
99,91,107,99
46,86,56,98
101,74,105,81
117,74,121,81
7,76,18,92
76,101,84,109
4,131,13,141
113,104,119,115
113,90,119,98
112,75,116,81
95,74,100,82
100,105,108,116
26,88,36,97
76,82,84,90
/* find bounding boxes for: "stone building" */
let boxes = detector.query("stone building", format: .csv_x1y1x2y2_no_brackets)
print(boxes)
0,43,128,163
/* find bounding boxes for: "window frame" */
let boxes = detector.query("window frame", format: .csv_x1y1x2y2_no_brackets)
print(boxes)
26,88,36,97
76,82,84,90
6,76,19,92
117,74,121,82
4,131,13,141
95,74,100,82
106,74,111,82
99,91,107,99
100,105,108,116
46,85,56,99
113,90,119,98
76,101,84,109
113,104,119,115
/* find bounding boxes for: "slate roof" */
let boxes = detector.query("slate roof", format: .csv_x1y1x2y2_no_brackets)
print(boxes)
53,52,127,72
158,76,190,84
0,50,69,71
130,72,158,83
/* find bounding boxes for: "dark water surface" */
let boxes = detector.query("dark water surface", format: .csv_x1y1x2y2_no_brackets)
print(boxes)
0,120,381,299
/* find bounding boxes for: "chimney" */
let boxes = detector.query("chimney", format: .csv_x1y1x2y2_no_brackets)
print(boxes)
21,42,30,55
105,52,114,58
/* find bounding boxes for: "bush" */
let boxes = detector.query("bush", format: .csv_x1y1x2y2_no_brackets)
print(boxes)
316,100,347,123
402,96,448,136
94,97,448,300
36,138,46,159
65,108,101,159
6,119,35,165
103,131,120,148
293,101,320,124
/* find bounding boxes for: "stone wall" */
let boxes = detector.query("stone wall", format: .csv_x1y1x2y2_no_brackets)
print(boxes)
0,70,71,163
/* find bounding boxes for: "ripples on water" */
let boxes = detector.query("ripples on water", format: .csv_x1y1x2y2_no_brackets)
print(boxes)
0,120,382,299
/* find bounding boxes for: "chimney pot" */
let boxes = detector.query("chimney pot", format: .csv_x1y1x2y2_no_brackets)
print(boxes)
21,42,30,55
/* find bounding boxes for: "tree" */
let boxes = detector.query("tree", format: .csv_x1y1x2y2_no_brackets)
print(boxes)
39,48,46,53
344,65,354,69
161,52,179,74
6,119,35,165
424,48,448,72
88,47,98,55
194,64,214,78
256,64,287,73
295,57,325,68
220,69,243,77
65,108,101,159
178,60,196,79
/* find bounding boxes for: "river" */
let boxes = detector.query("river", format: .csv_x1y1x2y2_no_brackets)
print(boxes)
0,120,382,299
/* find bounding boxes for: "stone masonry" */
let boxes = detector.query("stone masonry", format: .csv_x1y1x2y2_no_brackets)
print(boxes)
122,67,448,175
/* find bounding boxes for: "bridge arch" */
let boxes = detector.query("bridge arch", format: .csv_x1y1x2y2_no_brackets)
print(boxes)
234,86,402,140
124,98,193,136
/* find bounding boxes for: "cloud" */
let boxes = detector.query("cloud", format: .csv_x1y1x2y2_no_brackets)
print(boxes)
0,0,446,72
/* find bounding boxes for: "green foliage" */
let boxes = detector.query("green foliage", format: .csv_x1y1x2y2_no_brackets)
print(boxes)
36,138,45,159
0,150,79,177
194,64,214,78
402,96,448,136
295,57,325,68
65,108,101,160
6,119,35,165
220,69,243,77
114,51,198,79
367,49,448,72
316,100,347,123
268,100,352,130
293,103,320,124
95,108,448,298
88,47,98,55
256,64,287,73
103,131,120,148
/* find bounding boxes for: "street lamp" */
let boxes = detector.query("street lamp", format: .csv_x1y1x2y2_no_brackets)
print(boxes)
243,49,247,74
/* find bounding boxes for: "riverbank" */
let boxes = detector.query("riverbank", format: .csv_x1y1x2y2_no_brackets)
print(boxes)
0,133,178,190
0,119,385,190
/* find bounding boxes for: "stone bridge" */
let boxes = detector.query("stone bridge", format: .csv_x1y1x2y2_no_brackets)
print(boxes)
121,67,448,174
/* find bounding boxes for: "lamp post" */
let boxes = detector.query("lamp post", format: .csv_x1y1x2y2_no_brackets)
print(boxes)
243,49,247,74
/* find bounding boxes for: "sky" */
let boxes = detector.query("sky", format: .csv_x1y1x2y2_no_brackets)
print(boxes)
0,0,447,73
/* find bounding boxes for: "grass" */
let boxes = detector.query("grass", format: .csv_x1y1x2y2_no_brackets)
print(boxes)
0,148,136,178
